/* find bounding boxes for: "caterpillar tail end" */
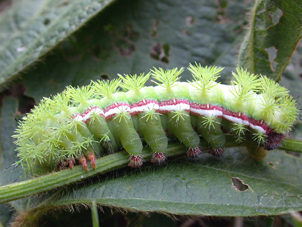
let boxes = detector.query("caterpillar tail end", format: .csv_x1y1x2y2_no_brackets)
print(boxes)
151,152,166,164
128,155,143,168
187,147,202,158
264,131,285,150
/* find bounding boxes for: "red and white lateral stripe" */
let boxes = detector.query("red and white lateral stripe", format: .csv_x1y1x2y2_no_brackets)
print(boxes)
72,106,105,124
190,102,268,134
82,106,104,123
190,103,223,117
158,99,190,114
72,113,83,122
130,99,159,116
72,99,270,134
104,102,131,120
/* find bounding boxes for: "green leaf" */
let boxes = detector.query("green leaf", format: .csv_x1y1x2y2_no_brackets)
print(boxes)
238,0,302,80
0,0,115,90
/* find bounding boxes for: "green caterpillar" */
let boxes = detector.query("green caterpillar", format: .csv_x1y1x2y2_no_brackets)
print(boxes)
14,64,299,175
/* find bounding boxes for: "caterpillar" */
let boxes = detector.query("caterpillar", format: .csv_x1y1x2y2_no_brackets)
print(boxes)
14,64,299,175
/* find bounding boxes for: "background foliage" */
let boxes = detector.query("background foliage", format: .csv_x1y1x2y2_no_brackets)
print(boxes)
0,0,302,226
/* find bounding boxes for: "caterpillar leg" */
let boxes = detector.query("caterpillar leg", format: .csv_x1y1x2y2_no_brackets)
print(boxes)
167,110,201,154
138,111,168,164
197,115,225,154
129,155,143,168
87,113,118,153
187,147,202,158
151,152,166,164
108,111,143,167
75,152,97,172
57,157,75,170
79,156,89,172
209,147,225,157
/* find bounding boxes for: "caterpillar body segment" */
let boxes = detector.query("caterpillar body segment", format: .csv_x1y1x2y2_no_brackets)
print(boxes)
14,64,299,175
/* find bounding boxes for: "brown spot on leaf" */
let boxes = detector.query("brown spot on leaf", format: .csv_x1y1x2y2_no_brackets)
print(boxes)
92,46,110,61
150,20,160,38
112,25,139,57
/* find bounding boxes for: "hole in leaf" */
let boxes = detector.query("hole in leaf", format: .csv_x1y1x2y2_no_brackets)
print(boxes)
150,43,170,64
44,18,51,25
99,74,110,80
4,83,36,114
230,176,253,192
150,20,160,38
267,162,276,169
18,95,35,114
265,46,278,71
269,6,283,25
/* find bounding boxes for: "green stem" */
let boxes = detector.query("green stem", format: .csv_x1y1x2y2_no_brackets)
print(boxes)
279,138,302,153
92,200,100,227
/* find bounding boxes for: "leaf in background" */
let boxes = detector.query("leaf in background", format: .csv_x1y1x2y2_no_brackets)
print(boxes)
20,0,250,101
0,0,115,90
238,0,302,80
0,98,22,225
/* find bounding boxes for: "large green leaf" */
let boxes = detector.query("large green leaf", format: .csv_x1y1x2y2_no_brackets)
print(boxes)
238,0,302,80
0,0,115,90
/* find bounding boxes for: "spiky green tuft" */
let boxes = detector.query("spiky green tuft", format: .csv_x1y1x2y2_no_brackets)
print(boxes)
201,116,219,130
68,83,95,105
118,73,150,92
230,67,261,102
188,63,223,92
230,123,248,143
93,79,121,98
252,131,267,145
169,110,188,124
140,109,160,122
151,67,184,90
260,76,288,100
277,95,299,133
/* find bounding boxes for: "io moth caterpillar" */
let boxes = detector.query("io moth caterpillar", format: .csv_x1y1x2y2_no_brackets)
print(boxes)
14,64,299,175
